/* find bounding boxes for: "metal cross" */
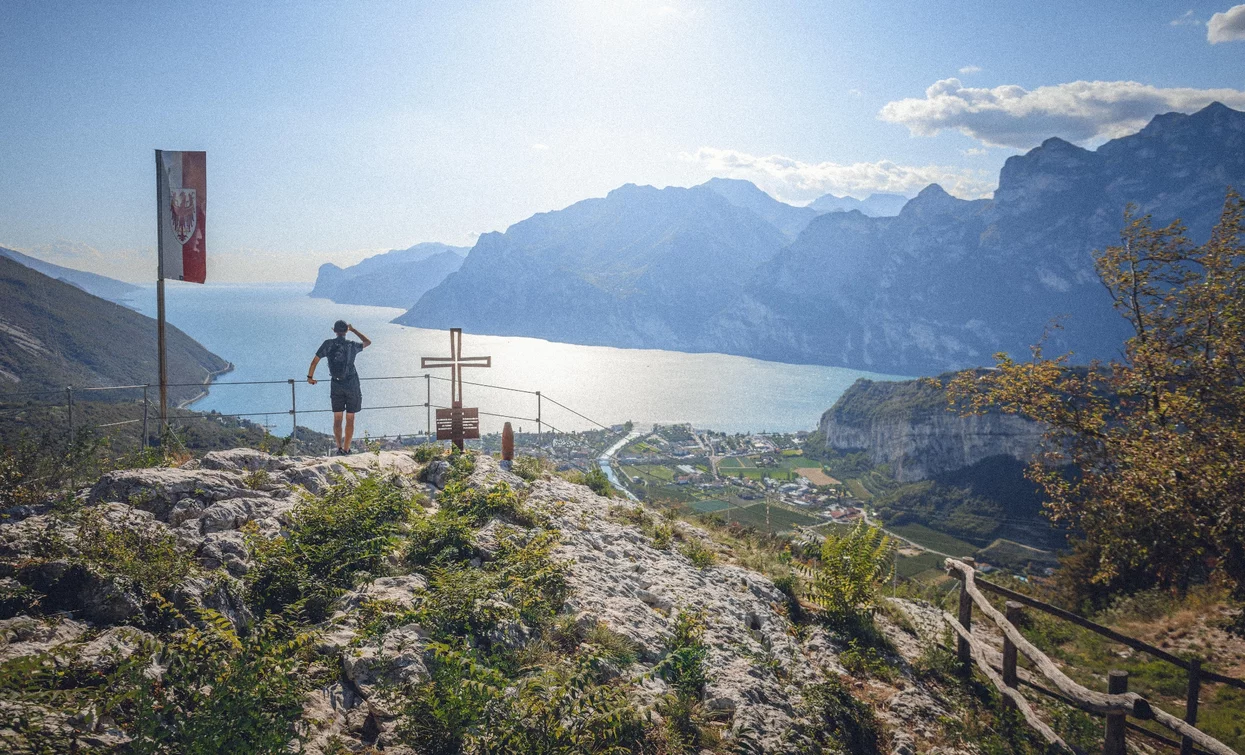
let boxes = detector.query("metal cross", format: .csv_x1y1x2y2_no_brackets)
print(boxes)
421,328,491,408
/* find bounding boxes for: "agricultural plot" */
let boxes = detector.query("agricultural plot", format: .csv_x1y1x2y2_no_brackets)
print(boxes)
844,479,873,501
795,467,839,486
691,499,733,513
720,502,819,533
621,464,676,483
894,551,945,580
886,522,977,558
717,456,754,469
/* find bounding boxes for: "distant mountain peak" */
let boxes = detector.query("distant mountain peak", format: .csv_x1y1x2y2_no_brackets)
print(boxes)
915,183,950,199
699,177,817,240
1036,136,1087,153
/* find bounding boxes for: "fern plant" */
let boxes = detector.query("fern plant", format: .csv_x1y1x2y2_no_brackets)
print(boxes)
805,521,894,625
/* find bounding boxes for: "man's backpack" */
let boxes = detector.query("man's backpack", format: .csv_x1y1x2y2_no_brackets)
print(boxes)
327,339,353,380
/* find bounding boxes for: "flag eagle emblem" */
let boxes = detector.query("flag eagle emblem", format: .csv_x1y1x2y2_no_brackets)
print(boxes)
169,187,198,245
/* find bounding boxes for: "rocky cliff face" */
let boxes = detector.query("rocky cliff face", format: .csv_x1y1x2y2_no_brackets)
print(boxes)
0,448,963,754
820,378,1046,482
311,243,467,310
397,103,1245,375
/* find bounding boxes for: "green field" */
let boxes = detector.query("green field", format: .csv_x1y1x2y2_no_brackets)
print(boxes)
691,499,733,513
621,464,676,483
719,503,819,533
894,551,946,579
718,456,753,469
886,523,977,557
844,479,873,500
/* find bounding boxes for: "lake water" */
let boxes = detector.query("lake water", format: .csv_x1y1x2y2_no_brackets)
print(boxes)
125,282,908,438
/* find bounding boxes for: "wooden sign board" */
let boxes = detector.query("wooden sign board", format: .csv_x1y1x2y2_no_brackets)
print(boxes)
435,406,480,442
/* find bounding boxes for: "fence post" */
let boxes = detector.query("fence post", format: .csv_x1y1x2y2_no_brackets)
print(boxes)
142,385,149,450
955,557,976,672
1104,670,1128,755
288,379,297,442
1002,601,1022,710
536,391,542,449
66,386,74,440
1181,659,1201,755
425,373,431,442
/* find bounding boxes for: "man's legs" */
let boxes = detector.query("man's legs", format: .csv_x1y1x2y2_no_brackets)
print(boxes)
333,411,344,451
343,413,356,452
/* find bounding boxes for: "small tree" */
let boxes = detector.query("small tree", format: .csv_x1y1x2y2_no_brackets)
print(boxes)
807,521,894,624
948,191,1245,606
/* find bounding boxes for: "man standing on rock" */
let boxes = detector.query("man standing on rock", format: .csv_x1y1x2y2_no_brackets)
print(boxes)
307,320,371,455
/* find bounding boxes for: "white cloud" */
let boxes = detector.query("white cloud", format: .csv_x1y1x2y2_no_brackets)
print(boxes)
1170,10,1201,26
1208,4,1245,42
848,88,863,97
959,65,982,74
682,147,996,201
878,78,1245,148
961,147,989,156
531,143,550,151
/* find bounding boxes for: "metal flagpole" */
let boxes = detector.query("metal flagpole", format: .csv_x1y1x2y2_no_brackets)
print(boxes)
155,150,169,434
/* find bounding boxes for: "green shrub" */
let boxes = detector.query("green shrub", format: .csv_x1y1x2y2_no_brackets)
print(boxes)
0,430,108,511
398,642,649,755
437,480,537,527
246,475,417,622
0,603,313,755
679,539,716,569
242,468,271,490
412,444,444,463
581,622,641,668
74,507,196,597
405,510,477,569
511,455,548,482
806,521,894,625
415,529,569,645
839,638,898,683
652,522,675,549
465,650,649,753
117,605,313,755
397,642,506,755
583,466,615,498
657,608,709,700
786,675,884,755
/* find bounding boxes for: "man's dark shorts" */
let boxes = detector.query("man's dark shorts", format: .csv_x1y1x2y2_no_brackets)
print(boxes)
330,375,362,414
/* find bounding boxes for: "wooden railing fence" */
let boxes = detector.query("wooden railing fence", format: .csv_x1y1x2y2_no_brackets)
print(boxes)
945,558,1243,755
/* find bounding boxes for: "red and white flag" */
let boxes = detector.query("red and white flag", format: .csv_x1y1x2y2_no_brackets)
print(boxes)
156,150,206,283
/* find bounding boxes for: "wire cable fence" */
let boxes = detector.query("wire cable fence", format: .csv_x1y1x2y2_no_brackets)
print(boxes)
0,372,616,460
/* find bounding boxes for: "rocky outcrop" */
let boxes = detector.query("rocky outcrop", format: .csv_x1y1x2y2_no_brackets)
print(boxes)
1,448,968,754
820,377,1045,481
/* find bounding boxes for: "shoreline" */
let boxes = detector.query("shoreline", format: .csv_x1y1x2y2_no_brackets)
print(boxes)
178,361,235,409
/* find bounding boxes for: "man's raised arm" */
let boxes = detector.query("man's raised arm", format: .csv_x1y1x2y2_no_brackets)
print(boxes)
349,324,371,348
307,355,321,385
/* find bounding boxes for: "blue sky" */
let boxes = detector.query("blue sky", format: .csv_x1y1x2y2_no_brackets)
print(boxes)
2,0,1243,282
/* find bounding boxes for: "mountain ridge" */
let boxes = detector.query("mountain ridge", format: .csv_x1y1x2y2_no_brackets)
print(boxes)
0,246,139,305
0,256,229,402
311,242,467,310
396,102,1243,374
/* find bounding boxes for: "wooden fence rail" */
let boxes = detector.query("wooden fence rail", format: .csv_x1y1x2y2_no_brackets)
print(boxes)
945,558,1240,755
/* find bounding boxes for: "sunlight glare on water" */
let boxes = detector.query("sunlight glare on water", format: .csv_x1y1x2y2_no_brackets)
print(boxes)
128,282,909,438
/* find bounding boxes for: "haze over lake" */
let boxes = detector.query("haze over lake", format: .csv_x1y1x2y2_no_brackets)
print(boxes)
126,283,907,439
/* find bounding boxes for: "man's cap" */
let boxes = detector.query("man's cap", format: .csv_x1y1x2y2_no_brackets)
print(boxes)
333,320,348,333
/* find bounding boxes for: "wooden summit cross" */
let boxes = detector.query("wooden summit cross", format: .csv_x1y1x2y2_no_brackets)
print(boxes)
421,328,491,449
